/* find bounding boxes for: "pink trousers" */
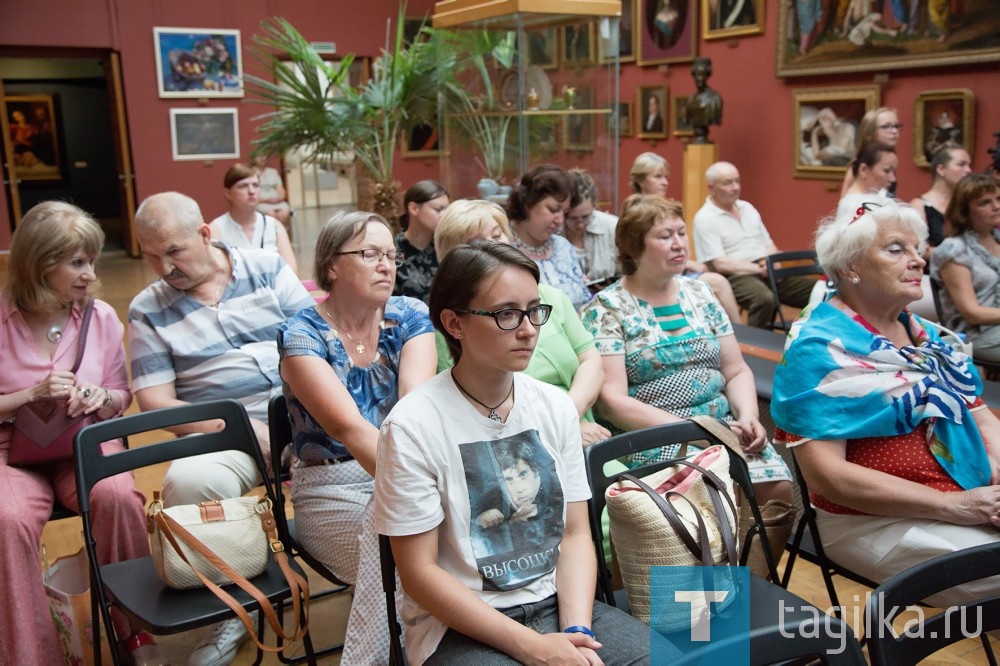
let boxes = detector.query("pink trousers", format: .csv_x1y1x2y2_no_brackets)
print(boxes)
0,437,149,664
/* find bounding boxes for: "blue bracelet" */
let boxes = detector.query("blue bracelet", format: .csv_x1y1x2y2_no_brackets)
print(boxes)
563,625,595,639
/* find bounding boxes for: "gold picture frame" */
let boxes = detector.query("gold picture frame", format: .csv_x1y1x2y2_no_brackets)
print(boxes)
913,88,975,168
702,0,765,40
792,85,880,180
637,84,669,140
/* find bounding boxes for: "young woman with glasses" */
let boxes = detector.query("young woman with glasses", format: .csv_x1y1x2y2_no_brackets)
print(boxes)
277,210,437,663
374,240,660,665
841,106,903,197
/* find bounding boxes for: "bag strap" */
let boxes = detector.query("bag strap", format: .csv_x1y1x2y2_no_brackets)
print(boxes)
70,298,95,374
620,472,713,566
152,504,309,652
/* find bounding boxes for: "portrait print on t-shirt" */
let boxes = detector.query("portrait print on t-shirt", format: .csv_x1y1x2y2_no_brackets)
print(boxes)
460,430,564,592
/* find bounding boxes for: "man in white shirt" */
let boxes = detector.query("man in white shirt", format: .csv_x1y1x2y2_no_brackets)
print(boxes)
693,161,815,328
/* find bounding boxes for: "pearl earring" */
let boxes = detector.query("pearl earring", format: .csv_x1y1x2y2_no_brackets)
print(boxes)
850,276,860,285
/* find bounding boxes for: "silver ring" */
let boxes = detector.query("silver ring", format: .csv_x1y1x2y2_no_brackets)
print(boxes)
82,388,92,398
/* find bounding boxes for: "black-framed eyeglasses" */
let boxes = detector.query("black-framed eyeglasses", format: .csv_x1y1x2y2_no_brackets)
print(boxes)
849,201,883,225
877,122,903,131
453,304,553,330
335,249,403,266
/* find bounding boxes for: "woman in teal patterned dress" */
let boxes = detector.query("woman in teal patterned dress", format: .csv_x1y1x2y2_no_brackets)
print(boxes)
581,194,792,505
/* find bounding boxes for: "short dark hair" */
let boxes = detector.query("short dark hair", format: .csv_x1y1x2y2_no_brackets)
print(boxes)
946,174,1000,236
399,179,449,230
616,194,685,275
506,164,576,222
224,163,256,189
429,240,539,363
851,142,895,177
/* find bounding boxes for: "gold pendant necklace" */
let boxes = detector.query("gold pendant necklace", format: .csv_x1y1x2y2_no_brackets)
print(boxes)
325,301,379,356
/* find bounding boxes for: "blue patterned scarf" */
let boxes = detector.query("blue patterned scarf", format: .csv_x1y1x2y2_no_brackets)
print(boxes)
772,299,991,490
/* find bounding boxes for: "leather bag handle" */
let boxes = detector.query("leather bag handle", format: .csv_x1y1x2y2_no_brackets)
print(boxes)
153,504,309,652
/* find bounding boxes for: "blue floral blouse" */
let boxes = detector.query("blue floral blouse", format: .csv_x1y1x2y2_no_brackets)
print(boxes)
538,234,592,311
277,296,433,461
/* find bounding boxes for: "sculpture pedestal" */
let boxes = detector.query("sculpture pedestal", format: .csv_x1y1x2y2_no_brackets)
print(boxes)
683,143,719,260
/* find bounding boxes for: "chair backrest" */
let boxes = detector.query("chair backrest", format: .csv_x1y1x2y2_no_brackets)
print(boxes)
73,399,270,515
929,275,946,323
267,394,293,527
765,250,823,330
865,541,1000,666
584,419,778,606
378,534,407,666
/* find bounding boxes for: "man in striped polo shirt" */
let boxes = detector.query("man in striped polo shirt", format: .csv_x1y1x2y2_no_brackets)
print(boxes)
129,191,313,507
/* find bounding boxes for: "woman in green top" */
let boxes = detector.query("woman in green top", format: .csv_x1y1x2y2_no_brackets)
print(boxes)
581,195,793,505
433,199,610,446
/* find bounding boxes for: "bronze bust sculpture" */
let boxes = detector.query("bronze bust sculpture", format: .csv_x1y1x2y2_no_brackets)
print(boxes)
686,57,722,144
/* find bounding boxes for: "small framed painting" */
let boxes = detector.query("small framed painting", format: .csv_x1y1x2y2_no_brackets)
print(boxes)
703,0,764,40
170,108,240,161
600,0,637,64
562,22,597,67
637,0,697,66
913,89,975,168
637,84,669,140
154,28,243,98
792,85,880,180
671,94,694,137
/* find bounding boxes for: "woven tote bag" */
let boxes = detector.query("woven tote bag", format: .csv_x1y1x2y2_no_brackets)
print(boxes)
605,444,740,630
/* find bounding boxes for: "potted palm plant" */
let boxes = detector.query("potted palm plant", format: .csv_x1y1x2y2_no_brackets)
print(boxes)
246,7,440,222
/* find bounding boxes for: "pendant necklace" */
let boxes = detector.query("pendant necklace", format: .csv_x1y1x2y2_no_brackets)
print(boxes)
451,371,514,423
46,325,63,344
325,301,381,355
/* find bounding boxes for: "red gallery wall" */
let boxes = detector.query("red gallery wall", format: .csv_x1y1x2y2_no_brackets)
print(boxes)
1,0,998,252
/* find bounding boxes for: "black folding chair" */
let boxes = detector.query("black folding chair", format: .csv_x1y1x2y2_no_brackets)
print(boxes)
74,399,317,666
585,421,866,665
379,533,407,666
267,395,351,663
765,250,823,331
865,541,1000,666
779,450,879,617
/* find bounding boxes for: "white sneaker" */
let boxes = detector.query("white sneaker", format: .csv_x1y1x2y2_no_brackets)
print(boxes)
187,613,255,666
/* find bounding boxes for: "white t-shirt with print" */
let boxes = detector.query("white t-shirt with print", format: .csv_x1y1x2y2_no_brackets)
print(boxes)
374,371,590,665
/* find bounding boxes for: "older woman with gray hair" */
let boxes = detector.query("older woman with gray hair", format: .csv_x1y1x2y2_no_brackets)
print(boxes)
278,210,436,663
772,195,1000,608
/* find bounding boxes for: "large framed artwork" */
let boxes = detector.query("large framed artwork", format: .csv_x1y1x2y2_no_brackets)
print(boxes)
638,0,697,65
703,0,765,40
637,84,669,140
154,28,244,97
776,2,1000,76
913,89,975,168
792,85,880,180
5,94,65,182
600,0,637,63
170,108,240,160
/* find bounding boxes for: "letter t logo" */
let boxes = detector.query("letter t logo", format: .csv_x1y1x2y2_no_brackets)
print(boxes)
675,591,729,641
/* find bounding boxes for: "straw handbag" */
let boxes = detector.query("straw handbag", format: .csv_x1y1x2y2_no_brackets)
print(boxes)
605,431,740,630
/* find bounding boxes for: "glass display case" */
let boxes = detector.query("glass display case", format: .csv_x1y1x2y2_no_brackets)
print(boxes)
432,0,622,210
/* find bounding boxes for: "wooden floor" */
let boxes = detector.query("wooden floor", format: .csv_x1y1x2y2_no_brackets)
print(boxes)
27,205,999,664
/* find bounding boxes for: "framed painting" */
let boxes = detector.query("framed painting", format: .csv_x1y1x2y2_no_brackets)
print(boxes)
792,85,880,179
637,84,669,140
671,94,694,136
776,2,1000,76
170,108,240,161
528,27,559,70
563,86,596,151
600,0,637,63
703,0,764,40
637,0,697,66
154,28,243,97
913,89,975,168
562,22,597,67
610,101,633,138
401,121,441,158
5,94,65,182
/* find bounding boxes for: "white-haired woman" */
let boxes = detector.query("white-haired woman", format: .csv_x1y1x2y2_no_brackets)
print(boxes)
772,195,1000,608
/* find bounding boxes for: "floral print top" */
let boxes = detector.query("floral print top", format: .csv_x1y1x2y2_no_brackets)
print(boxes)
393,232,438,304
